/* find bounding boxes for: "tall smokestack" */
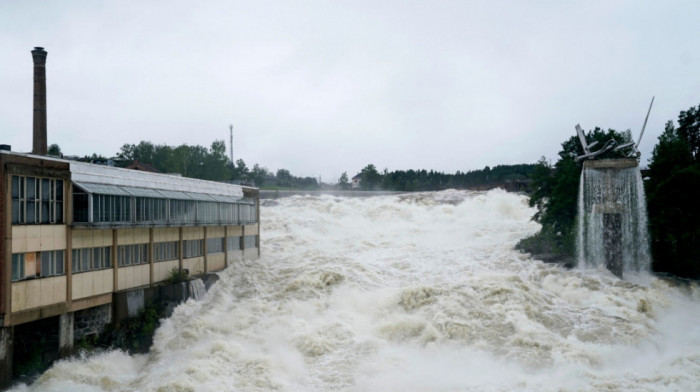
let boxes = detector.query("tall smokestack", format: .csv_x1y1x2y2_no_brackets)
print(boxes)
31,47,48,155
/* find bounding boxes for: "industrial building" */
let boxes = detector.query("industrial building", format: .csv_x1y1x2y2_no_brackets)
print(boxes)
0,47,259,386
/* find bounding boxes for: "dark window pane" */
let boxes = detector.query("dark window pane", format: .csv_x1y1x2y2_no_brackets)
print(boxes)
41,179,50,199
27,201,36,223
41,201,50,223
11,176,19,198
42,252,51,276
56,251,64,275
26,178,35,199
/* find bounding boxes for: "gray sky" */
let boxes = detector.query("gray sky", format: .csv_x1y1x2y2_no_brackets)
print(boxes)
1,0,699,182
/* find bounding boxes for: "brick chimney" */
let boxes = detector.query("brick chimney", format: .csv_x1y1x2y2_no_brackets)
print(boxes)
31,47,48,155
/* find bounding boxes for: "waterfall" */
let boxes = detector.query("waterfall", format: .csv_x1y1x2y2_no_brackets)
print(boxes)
188,278,207,301
576,163,651,276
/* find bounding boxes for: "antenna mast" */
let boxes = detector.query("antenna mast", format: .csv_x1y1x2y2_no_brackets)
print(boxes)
229,124,234,163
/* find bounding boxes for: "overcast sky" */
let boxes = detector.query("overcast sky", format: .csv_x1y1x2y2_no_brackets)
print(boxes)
1,1,698,182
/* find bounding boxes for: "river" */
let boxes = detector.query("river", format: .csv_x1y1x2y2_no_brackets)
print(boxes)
15,190,700,391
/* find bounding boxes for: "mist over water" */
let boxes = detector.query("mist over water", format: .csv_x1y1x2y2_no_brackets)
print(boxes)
16,190,700,391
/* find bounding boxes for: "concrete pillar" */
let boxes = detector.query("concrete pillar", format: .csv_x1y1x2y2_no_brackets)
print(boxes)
0,327,13,389
31,47,48,156
58,313,74,358
603,213,623,278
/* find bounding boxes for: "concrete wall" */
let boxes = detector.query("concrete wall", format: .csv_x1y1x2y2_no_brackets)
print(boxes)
208,226,225,238
116,228,150,245
183,257,205,275
72,269,113,300
117,264,150,291
227,226,243,236
11,225,66,253
208,253,225,272
154,259,179,282
72,229,112,248
11,276,66,312
153,227,178,242
182,227,204,240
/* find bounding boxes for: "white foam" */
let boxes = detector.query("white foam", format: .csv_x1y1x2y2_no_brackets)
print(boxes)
17,190,700,391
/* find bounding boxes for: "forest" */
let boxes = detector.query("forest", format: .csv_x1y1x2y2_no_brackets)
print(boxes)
520,103,700,279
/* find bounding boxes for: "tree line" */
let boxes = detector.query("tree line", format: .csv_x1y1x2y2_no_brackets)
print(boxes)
49,140,321,190
345,163,536,192
521,103,700,279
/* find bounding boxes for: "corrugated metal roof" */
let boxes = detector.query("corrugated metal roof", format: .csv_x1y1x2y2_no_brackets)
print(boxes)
74,182,131,196
121,186,164,198
185,192,216,202
157,190,192,200
69,161,244,198
209,194,243,203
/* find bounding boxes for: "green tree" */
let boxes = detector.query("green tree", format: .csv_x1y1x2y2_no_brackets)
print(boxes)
646,105,700,278
250,164,270,187
338,172,350,190
360,164,381,190
47,143,62,156
523,127,630,256
230,159,249,182
276,168,292,188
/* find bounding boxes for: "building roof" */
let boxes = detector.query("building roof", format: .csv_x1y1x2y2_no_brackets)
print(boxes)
1,150,247,200
70,161,244,199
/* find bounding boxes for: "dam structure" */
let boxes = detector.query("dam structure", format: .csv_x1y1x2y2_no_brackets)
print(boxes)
573,106,654,279
0,47,260,387
576,158,651,277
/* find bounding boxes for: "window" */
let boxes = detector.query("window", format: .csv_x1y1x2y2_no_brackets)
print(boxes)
221,204,239,223
197,202,219,223
72,246,111,273
11,254,25,281
93,246,112,270
244,235,258,249
170,200,196,223
227,236,241,251
240,204,257,223
207,237,224,254
94,195,131,223
41,250,65,277
154,241,179,262
118,244,148,266
11,176,63,224
136,197,166,222
183,239,203,258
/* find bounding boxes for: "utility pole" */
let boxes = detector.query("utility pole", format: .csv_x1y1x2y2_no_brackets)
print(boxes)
229,124,234,163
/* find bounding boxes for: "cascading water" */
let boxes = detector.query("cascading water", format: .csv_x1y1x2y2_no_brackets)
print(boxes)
12,190,700,392
576,161,652,277
188,278,207,301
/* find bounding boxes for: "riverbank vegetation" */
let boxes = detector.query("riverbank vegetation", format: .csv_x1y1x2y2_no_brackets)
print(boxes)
645,104,700,278
521,103,700,279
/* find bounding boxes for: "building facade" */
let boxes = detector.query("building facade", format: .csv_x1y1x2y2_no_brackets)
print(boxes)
1,151,259,327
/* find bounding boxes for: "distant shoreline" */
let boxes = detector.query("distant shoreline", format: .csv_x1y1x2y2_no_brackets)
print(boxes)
259,190,403,199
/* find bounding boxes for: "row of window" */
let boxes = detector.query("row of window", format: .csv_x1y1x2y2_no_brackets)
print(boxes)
10,235,259,281
74,194,257,225
154,241,179,262
118,244,149,267
10,175,256,228
11,175,64,224
72,246,112,273
11,250,65,281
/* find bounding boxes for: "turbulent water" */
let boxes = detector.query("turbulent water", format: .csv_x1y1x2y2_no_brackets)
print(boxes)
16,190,700,391
577,167,651,273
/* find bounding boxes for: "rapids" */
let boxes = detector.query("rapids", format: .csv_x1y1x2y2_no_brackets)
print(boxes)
15,190,700,391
